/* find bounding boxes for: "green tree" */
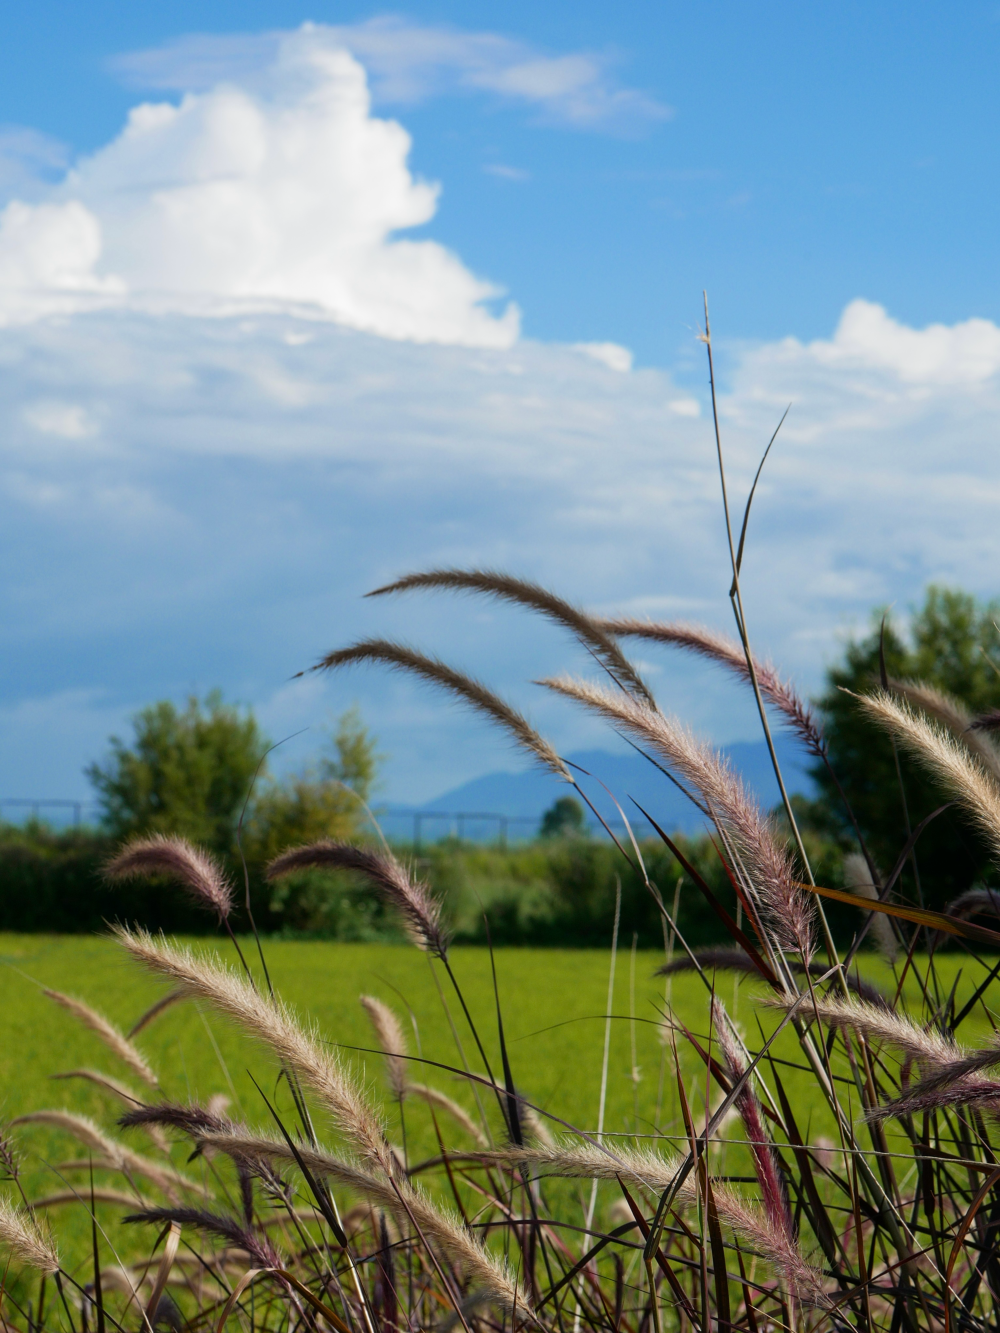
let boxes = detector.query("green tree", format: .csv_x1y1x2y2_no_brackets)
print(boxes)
319,705,381,803
87,691,267,859
246,708,385,933
243,711,380,870
807,586,1000,907
539,796,587,839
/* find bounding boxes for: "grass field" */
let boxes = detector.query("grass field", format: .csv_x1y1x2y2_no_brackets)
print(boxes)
1,931,995,1278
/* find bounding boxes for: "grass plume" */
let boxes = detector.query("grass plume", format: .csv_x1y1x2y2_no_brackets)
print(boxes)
105,835,234,922
268,843,447,958
305,638,569,779
854,688,1000,860
370,568,656,706
600,617,825,755
113,927,394,1176
200,1130,528,1313
360,995,409,1099
43,989,158,1088
0,1197,59,1273
540,675,815,959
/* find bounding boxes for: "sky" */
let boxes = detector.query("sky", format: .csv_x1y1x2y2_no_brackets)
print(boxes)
2,2,1000,804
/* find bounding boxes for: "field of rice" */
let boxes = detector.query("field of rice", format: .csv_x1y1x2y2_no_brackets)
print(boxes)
1,931,993,1292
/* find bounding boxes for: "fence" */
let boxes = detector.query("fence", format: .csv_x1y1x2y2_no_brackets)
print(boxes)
0,799,101,828
373,808,658,850
0,800,658,848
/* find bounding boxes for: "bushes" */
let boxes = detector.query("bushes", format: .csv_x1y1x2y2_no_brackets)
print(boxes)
0,816,863,945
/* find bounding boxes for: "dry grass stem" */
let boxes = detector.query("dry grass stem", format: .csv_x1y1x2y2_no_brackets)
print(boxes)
268,843,447,958
43,989,158,1088
370,568,656,706
0,1197,59,1273
113,927,394,1176
307,639,569,779
360,995,409,1098
541,676,814,959
105,835,234,921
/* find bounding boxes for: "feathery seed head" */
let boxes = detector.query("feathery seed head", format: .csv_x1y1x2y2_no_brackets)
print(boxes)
888,677,1000,778
843,853,898,963
766,993,960,1069
855,690,1000,864
712,998,790,1234
306,638,569,779
541,676,815,959
105,835,234,921
43,989,158,1087
200,1130,528,1313
113,927,393,1175
361,995,409,1098
406,1084,489,1146
599,618,825,756
0,1198,59,1273
369,568,656,707
268,842,448,958
474,1140,825,1306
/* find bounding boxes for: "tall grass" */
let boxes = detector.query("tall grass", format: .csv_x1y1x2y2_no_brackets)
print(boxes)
6,306,1000,1333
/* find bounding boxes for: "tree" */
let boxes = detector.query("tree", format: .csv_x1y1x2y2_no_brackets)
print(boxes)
87,692,267,860
807,586,1000,907
539,796,587,839
242,708,383,870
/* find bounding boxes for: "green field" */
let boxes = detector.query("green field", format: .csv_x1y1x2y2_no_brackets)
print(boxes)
0,932,995,1278
1,934,710,1150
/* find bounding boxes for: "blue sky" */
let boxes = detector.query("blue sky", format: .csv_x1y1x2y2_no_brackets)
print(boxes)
7,3,1000,356
2,3,1000,803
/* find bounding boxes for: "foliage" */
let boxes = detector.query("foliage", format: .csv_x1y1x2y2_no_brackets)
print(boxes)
808,585,1000,905
539,794,586,838
86,692,267,861
241,708,382,921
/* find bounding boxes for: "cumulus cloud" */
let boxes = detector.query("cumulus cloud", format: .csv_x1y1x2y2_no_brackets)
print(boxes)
0,29,518,345
756,298,1000,387
3,299,1000,801
113,18,670,132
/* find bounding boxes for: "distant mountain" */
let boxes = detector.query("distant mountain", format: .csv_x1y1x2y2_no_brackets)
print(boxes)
381,736,816,840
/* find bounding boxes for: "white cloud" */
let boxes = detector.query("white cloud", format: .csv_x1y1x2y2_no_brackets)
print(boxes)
574,341,634,372
3,300,1000,801
113,19,671,133
759,299,1000,387
0,30,518,346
